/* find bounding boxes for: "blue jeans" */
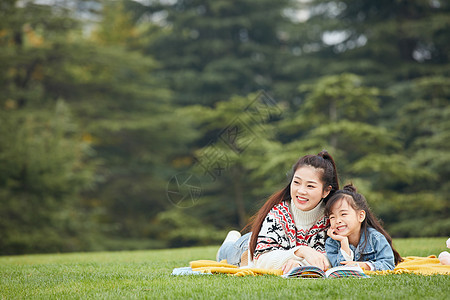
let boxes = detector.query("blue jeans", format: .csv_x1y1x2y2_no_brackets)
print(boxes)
216,232,251,266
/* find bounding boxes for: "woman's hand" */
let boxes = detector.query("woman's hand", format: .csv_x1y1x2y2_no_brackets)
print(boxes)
294,246,330,271
281,259,301,275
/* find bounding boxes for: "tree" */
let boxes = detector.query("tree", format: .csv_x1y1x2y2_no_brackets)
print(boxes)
0,102,96,254
291,0,450,82
379,76,450,237
137,0,450,239
0,0,100,255
81,0,201,246
164,91,284,231
133,0,297,106
275,0,450,237
0,0,199,253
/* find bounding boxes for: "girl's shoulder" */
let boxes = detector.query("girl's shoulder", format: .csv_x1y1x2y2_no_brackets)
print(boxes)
366,227,388,243
367,227,382,235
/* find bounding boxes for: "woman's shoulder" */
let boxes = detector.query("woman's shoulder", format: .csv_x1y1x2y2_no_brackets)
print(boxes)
267,200,290,215
263,200,293,226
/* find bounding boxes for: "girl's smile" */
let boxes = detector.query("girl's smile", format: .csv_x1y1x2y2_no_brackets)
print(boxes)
335,225,347,232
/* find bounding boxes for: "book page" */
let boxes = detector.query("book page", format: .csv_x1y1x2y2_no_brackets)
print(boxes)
284,266,325,278
325,265,369,278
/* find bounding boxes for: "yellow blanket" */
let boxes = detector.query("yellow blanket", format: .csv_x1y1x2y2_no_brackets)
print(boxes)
189,256,450,277
368,255,450,276
189,260,282,276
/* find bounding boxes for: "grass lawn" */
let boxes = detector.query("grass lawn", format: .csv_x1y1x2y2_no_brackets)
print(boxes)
1,237,449,299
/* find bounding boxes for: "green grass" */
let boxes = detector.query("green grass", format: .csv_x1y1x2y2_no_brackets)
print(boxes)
1,237,449,299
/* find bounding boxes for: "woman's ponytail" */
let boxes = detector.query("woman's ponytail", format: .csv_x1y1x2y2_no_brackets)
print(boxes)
342,183,357,193
316,150,340,202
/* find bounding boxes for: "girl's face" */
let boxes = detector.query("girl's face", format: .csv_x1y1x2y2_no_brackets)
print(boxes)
290,165,331,211
328,197,366,242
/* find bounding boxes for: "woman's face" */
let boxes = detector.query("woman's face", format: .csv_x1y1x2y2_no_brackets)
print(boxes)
290,165,331,211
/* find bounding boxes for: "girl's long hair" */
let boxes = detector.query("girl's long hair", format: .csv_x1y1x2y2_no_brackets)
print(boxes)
324,184,403,265
247,150,339,258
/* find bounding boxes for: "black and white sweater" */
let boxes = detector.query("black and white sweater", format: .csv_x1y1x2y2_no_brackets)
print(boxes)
253,199,329,269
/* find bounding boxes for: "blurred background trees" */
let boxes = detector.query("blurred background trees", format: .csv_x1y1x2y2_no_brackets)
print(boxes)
0,0,448,255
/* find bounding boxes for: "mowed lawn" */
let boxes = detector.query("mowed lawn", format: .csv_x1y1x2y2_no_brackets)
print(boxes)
1,237,449,299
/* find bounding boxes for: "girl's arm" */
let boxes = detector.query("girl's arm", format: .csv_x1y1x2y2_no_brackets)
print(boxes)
369,233,396,271
327,228,352,257
325,237,350,267
326,240,373,270
342,231,395,271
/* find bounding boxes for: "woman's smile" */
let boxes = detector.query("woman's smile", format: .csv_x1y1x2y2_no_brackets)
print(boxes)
296,195,308,203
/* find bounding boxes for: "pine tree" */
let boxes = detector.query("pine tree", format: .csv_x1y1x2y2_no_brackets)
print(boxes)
0,0,200,253
136,0,296,106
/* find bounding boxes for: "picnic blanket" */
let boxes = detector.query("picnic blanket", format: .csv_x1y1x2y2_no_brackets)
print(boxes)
173,256,450,277
172,260,282,276
367,255,450,276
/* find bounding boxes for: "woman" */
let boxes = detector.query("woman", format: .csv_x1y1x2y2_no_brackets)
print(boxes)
216,150,339,274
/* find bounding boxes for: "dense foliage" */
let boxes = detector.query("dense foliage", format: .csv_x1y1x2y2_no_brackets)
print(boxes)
0,0,448,254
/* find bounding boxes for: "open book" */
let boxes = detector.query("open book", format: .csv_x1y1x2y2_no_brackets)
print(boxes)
282,265,370,279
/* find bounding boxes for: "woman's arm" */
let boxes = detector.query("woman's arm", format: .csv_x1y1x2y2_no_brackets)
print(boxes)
254,246,304,270
256,246,330,273
254,202,330,271
294,246,330,270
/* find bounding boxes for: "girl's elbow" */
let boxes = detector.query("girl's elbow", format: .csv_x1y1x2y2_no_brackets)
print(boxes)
325,255,336,267
374,261,395,271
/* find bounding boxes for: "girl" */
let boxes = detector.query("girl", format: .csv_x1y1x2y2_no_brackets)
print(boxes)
217,150,339,274
325,184,402,271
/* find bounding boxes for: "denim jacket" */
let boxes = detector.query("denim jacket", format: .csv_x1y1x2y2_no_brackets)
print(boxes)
325,227,395,271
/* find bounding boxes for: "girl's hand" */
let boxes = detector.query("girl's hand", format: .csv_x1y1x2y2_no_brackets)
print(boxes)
294,246,330,271
327,227,346,242
340,261,371,271
282,259,301,275
327,228,352,257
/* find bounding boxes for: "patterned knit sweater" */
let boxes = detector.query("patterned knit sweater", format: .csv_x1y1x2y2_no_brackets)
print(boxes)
253,199,329,269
